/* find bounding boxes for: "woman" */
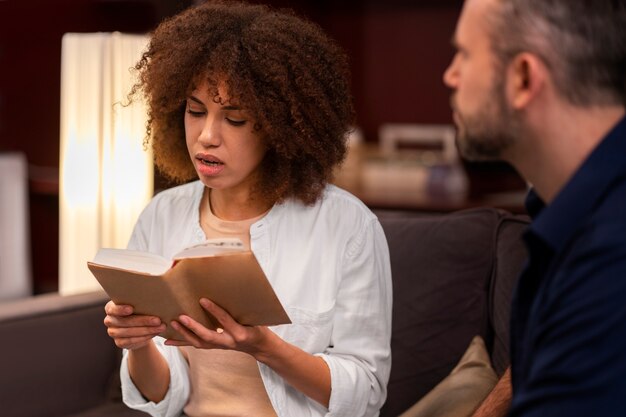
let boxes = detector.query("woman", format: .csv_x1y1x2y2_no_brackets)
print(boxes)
103,2,392,416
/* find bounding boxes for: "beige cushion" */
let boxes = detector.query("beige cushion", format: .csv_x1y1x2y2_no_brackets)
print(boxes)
398,336,498,417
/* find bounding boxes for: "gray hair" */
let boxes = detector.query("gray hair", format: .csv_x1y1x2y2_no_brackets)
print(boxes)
487,0,626,107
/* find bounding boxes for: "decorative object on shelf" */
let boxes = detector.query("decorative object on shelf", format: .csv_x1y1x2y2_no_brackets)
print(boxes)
379,123,458,162
361,124,468,200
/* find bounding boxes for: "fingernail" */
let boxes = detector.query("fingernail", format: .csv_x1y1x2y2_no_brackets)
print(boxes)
200,298,210,307
216,327,224,334
151,317,161,325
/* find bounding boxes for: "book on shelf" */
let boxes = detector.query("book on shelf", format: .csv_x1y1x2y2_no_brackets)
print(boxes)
87,238,291,340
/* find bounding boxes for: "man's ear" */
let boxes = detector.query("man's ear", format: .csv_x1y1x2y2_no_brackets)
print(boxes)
506,52,547,110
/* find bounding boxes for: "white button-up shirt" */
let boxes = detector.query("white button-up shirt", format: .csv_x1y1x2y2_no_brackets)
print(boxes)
120,181,392,417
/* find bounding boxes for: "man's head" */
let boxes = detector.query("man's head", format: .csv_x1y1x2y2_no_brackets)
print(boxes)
444,0,626,161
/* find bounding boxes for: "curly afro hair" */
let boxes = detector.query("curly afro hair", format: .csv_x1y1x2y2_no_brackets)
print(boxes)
131,0,355,205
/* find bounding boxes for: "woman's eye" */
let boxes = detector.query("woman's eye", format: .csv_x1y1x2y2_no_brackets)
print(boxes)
226,118,247,126
187,109,205,117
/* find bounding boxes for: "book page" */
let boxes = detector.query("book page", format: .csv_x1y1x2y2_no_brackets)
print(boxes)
173,238,246,260
92,248,171,275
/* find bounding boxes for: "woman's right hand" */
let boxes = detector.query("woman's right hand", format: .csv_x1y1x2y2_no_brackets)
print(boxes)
103,300,166,350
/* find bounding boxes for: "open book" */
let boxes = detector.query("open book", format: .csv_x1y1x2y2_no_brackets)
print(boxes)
87,238,291,340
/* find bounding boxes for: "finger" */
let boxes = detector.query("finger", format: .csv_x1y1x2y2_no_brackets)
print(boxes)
163,338,191,347
115,335,156,350
199,298,237,330
104,314,163,329
107,324,166,339
171,318,206,338
177,314,223,341
171,318,224,348
104,300,133,316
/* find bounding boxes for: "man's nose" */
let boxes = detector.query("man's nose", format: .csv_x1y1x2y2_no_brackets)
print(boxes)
443,54,459,89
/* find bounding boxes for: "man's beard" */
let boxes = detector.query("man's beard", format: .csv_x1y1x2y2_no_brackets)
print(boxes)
453,76,520,162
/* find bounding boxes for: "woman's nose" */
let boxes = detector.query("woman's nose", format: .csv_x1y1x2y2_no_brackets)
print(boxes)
198,118,222,147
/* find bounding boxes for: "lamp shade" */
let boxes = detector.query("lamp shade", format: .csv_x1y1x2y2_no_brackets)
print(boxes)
59,32,153,295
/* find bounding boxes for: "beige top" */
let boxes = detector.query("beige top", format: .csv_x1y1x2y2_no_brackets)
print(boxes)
181,193,276,417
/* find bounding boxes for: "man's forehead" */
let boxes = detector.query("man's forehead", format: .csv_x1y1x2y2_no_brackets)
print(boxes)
457,0,499,43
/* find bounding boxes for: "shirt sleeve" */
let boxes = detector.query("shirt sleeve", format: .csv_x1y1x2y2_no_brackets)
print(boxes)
120,199,191,417
510,224,626,417
319,218,393,417
120,338,191,417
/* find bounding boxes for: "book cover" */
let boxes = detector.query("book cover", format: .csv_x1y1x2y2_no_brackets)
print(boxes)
87,239,291,340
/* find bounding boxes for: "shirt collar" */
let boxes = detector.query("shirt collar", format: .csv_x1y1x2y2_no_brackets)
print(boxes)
529,116,626,251
524,188,545,219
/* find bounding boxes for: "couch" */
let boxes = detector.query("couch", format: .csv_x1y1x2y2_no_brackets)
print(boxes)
0,207,528,417
377,207,528,416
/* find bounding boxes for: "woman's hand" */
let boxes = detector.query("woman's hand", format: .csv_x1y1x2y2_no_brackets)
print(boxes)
164,298,275,358
103,300,166,350
167,298,331,407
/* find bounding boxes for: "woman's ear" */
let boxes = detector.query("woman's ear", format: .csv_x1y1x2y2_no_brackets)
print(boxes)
506,52,548,110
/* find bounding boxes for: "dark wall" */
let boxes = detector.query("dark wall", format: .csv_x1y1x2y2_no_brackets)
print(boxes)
319,2,461,141
0,0,461,158
0,0,465,293
0,0,192,293
247,0,462,141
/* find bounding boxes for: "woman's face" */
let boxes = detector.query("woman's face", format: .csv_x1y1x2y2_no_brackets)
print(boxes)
185,80,267,195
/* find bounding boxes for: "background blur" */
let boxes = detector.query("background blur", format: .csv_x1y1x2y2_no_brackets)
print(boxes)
0,0,525,296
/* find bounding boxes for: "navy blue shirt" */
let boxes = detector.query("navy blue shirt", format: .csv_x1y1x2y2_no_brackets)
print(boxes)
509,116,626,417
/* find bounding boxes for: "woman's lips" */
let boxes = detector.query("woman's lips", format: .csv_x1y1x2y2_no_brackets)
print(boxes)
195,154,225,176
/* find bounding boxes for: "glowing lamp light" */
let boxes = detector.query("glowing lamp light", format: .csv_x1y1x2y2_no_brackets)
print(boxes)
59,32,153,295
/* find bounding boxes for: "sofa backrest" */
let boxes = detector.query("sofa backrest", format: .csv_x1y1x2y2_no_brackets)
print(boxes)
0,291,118,417
378,207,529,417
488,213,530,375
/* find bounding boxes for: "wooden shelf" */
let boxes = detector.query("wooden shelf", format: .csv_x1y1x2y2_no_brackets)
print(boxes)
334,144,528,214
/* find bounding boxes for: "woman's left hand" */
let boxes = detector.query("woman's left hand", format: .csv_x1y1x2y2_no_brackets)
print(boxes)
164,298,274,358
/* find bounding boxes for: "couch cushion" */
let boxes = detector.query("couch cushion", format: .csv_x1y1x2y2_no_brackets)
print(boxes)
378,208,528,417
0,291,119,417
397,335,498,417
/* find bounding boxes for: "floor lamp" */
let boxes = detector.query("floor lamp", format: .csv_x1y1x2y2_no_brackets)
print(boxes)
59,32,153,295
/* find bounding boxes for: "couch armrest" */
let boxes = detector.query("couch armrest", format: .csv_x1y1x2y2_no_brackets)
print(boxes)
0,291,120,417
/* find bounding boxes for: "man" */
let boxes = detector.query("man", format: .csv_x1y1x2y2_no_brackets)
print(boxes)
443,0,626,416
